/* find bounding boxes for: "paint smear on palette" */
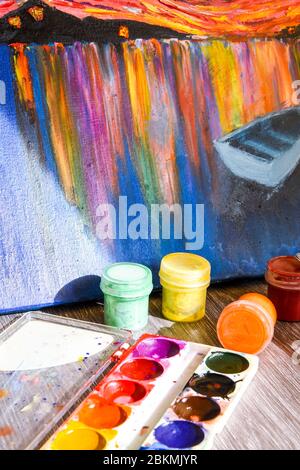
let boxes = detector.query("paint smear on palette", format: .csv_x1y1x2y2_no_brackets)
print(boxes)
20,394,42,413
0,320,114,371
0,389,8,399
0,426,12,437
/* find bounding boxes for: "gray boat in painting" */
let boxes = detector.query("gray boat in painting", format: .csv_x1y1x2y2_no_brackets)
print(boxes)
214,106,300,187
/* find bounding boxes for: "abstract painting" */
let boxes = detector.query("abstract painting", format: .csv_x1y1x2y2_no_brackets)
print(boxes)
1,1,300,313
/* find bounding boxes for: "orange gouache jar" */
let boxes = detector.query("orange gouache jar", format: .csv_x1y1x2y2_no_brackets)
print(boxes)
217,293,277,354
265,256,300,322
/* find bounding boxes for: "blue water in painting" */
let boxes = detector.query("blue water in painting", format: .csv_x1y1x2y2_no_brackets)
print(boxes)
0,42,299,314
0,46,109,312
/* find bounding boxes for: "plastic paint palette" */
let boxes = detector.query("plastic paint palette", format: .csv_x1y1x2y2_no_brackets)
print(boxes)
0,312,131,450
45,335,258,451
141,347,259,450
45,335,208,450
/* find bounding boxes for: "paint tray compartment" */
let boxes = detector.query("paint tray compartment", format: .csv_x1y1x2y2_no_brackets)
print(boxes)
140,347,259,450
45,334,211,450
0,312,131,450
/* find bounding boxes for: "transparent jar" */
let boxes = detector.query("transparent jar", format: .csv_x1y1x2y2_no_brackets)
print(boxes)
159,253,211,322
265,256,300,322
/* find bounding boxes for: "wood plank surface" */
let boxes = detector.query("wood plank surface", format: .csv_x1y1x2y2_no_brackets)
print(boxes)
1,279,299,450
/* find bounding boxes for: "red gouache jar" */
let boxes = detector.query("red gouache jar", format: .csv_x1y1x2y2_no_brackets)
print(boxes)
265,256,300,322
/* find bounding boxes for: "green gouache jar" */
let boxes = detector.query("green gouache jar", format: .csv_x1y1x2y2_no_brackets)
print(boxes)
100,263,153,331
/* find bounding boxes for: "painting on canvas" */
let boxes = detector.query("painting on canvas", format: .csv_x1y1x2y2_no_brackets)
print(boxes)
0,0,300,313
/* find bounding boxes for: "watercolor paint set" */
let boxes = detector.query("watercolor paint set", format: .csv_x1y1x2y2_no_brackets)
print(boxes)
0,312,131,450
44,334,258,451
140,348,258,450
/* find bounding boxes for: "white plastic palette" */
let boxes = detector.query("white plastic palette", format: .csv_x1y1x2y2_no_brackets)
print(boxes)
140,346,259,450
44,335,207,450
45,335,258,451
0,312,131,450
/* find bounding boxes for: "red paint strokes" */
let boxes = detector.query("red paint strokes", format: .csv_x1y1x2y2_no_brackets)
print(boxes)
11,43,34,113
78,394,124,429
2,1,300,37
120,358,164,381
103,380,147,404
0,426,12,437
9,42,26,51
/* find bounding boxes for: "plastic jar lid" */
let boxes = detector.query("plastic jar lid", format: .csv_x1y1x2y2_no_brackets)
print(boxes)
159,253,211,289
239,292,277,323
266,256,300,290
217,300,274,354
100,263,153,298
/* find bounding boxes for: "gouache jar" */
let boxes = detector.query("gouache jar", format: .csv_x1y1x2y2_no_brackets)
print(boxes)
100,263,153,331
159,253,211,322
265,256,300,322
217,293,277,354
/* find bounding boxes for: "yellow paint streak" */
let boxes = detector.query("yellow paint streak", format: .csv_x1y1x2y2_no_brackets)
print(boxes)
12,45,34,113
40,46,76,202
203,41,244,134
123,43,151,139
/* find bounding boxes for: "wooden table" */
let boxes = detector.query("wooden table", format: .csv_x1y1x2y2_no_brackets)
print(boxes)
1,279,299,450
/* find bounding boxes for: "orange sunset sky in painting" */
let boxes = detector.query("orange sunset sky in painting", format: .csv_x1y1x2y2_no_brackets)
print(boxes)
0,0,300,37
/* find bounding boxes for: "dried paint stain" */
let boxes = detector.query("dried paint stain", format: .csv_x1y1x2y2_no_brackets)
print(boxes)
0,389,8,399
0,426,13,437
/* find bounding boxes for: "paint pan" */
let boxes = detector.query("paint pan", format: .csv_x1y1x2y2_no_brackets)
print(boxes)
141,348,258,450
45,335,210,450
0,312,131,450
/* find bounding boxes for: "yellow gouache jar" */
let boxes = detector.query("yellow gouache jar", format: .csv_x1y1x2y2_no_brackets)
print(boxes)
159,253,211,322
